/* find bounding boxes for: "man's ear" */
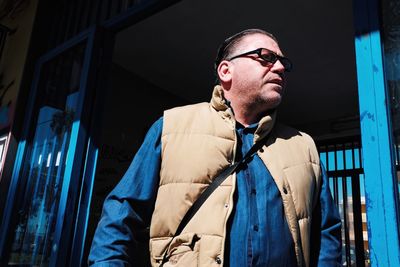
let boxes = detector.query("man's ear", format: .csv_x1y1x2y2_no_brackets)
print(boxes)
217,60,233,84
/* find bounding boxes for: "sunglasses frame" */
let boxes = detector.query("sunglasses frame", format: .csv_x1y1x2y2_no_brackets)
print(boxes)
227,48,292,72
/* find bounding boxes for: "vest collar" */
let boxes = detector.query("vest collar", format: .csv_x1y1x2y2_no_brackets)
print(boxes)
210,85,277,143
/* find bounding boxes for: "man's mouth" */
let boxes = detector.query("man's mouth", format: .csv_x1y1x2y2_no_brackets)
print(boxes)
270,79,283,86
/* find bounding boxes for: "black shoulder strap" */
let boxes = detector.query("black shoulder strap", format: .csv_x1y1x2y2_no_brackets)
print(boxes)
160,135,269,266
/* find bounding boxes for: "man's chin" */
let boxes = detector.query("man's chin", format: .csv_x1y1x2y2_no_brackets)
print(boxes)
257,97,281,111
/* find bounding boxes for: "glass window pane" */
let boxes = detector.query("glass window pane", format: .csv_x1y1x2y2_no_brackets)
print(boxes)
7,43,85,266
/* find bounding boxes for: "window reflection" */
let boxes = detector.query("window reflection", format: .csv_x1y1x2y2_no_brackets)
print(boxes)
7,43,84,266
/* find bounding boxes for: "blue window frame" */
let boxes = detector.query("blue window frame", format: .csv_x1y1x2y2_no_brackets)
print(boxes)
0,28,99,267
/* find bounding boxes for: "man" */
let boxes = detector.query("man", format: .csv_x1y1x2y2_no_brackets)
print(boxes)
89,29,341,266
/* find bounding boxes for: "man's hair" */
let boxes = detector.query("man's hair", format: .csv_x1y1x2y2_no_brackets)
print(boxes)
214,28,278,84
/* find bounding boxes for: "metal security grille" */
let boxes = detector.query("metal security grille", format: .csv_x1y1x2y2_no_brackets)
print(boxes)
317,137,369,267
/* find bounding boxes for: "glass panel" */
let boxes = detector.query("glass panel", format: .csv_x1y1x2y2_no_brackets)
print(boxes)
380,0,400,200
7,42,86,266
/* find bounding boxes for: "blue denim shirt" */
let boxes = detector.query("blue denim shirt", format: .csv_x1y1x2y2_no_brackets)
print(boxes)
89,117,341,266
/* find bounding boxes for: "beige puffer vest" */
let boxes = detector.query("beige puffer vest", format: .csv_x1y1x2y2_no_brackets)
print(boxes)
149,86,321,267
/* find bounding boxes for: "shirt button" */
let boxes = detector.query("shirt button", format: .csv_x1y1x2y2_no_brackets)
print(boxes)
224,203,229,208
215,256,222,264
253,225,259,231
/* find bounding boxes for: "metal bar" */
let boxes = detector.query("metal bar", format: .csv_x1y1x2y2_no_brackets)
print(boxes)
326,168,364,177
325,146,329,171
353,0,400,265
342,177,352,265
334,145,338,171
352,174,366,267
334,176,339,207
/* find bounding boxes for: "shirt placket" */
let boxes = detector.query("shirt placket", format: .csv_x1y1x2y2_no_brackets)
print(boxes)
241,128,260,267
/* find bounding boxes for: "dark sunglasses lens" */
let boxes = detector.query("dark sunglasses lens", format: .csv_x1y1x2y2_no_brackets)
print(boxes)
260,51,277,63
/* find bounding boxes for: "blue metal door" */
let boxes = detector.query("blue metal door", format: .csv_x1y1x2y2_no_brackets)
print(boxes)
0,27,99,267
353,0,400,266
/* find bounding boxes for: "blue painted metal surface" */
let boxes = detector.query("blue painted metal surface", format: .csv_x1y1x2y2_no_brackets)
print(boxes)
49,28,98,267
353,0,400,266
70,138,99,266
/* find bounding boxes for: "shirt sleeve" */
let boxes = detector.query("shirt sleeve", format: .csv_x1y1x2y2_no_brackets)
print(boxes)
88,117,163,267
310,163,342,267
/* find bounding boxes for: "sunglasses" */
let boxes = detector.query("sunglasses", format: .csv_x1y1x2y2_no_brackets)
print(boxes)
227,48,292,72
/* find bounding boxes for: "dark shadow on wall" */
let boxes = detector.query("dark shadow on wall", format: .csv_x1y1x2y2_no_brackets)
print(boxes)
83,63,191,265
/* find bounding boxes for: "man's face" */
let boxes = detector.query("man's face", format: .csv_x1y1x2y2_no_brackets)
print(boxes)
228,34,287,111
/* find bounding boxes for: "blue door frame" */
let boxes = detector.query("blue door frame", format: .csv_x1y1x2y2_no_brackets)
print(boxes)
0,27,100,266
353,0,400,266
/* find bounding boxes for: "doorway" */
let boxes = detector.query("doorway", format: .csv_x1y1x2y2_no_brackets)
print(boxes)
85,0,361,265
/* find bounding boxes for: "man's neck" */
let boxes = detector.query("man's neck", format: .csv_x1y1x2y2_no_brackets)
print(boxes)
229,101,267,127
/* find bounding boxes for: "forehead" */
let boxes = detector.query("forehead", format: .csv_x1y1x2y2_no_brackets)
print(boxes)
235,33,282,55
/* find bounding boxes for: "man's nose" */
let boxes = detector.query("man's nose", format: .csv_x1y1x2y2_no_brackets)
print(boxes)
271,59,286,73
